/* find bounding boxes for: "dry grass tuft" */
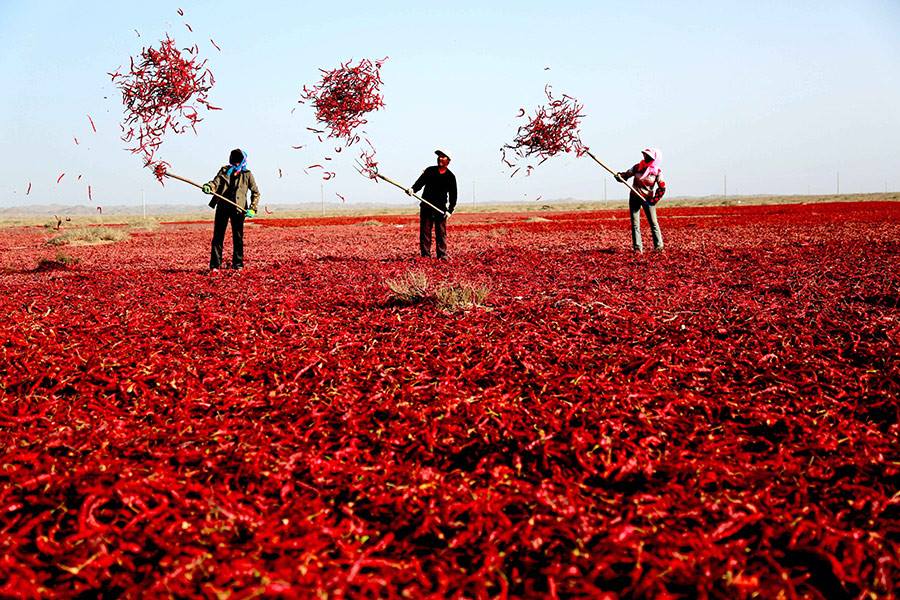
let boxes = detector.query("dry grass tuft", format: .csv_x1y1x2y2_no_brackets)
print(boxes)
385,271,429,304
525,216,551,223
129,219,160,232
47,227,129,246
434,282,490,312
36,252,79,271
356,220,385,227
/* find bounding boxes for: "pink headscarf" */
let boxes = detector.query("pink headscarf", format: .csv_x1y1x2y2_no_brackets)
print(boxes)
635,147,661,185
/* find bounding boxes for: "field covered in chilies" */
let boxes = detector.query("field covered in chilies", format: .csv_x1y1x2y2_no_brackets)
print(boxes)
0,200,898,598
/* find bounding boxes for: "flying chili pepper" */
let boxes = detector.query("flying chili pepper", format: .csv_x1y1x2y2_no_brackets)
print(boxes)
502,84,586,175
111,36,215,182
299,57,389,181
57,173,65,184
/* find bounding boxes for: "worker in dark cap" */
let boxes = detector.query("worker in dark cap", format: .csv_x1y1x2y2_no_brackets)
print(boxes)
407,150,457,259
202,149,260,271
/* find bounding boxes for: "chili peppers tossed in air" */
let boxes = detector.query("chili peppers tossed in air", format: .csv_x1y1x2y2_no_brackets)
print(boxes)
110,37,216,181
300,58,389,182
300,57,388,143
502,85,587,173
357,146,379,180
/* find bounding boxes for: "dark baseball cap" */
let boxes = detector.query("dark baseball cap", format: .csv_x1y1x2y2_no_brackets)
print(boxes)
434,149,450,159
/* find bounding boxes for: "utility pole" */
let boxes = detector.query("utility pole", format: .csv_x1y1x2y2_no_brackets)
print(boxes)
141,189,146,219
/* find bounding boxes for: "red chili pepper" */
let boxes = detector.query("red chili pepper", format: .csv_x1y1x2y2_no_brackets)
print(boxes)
210,38,221,51
56,172,65,184
111,36,215,182
502,84,586,175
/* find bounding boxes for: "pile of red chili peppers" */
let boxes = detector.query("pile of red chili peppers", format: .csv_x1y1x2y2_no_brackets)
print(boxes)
502,85,586,173
1,171,897,595
110,37,216,181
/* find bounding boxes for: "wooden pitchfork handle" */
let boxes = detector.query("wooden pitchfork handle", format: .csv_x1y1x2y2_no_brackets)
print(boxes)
373,172,450,219
163,171,246,212
584,150,650,202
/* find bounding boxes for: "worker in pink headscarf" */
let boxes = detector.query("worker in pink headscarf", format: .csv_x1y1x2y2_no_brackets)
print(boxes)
616,148,666,252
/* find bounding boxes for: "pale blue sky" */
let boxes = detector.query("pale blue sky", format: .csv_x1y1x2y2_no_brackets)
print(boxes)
2,1,899,208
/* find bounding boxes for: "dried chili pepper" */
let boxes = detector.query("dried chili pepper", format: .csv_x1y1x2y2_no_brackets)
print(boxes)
300,58,387,142
111,36,216,181
502,84,586,173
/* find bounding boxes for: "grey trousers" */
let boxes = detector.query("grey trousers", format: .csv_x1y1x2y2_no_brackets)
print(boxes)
629,195,663,252
419,205,448,258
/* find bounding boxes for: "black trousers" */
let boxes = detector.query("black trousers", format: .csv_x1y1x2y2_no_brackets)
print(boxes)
419,205,447,258
210,203,245,269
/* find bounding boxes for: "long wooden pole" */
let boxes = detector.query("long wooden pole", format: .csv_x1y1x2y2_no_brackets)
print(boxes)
373,172,449,218
163,172,244,211
584,150,648,201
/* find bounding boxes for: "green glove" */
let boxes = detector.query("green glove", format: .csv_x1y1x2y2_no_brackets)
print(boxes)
245,208,256,218
202,184,212,194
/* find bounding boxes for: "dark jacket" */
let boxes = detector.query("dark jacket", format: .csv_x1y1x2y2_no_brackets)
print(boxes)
412,166,457,214
206,167,261,211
